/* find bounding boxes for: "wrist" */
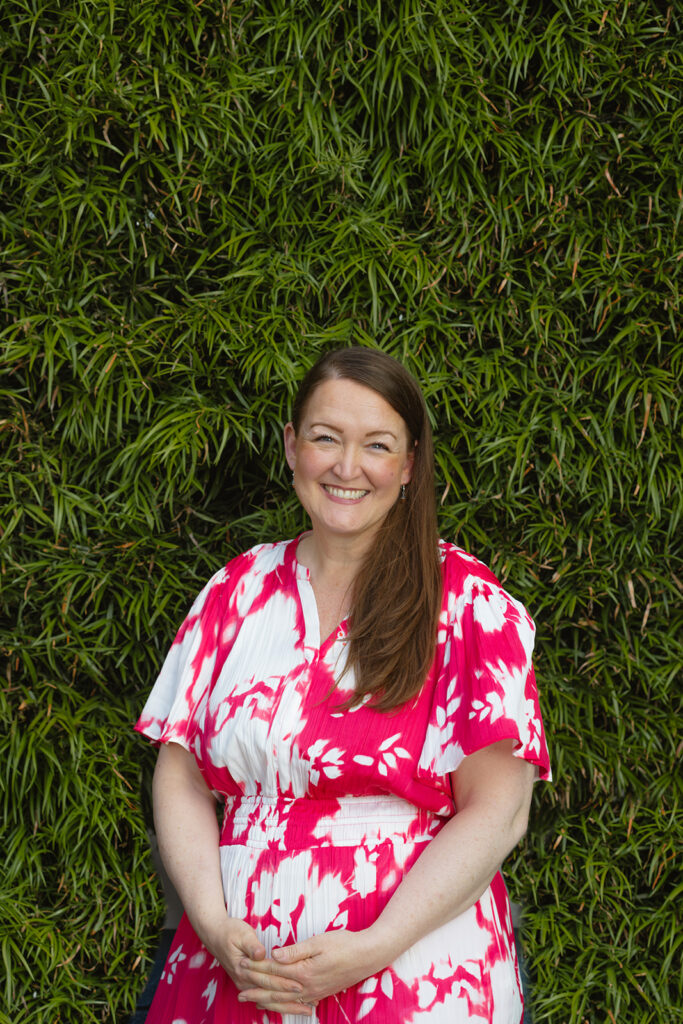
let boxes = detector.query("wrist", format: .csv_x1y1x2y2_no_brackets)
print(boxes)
359,922,402,974
189,906,231,953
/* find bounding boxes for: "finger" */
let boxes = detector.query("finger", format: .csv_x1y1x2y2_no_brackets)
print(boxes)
238,966,302,993
272,938,316,964
238,992,316,1016
239,957,273,974
242,963,303,987
233,932,266,961
240,956,300,980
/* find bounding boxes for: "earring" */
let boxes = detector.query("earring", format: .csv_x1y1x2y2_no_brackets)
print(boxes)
400,484,406,500
292,473,295,484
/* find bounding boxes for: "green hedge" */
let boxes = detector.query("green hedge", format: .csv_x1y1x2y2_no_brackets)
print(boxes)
1,1,680,1021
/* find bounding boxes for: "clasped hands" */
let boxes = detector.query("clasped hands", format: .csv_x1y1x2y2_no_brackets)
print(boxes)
211,917,384,1017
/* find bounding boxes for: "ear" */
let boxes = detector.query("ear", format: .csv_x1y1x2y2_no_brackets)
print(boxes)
284,422,297,471
401,441,416,485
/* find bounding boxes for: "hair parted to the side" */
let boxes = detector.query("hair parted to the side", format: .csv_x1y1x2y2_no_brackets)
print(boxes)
291,347,442,711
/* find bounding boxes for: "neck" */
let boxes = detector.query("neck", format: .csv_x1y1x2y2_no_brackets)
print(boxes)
297,529,374,587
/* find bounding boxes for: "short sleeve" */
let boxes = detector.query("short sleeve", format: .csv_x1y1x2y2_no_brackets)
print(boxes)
420,565,551,781
135,566,230,751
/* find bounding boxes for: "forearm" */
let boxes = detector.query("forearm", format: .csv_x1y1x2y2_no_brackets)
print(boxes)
152,742,226,946
244,749,534,1002
153,744,309,1010
365,742,535,971
365,806,521,968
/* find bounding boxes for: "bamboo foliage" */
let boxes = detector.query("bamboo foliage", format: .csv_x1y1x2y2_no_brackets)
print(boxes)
1,1,681,1020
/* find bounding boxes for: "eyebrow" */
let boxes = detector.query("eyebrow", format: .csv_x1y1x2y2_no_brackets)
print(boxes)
309,421,398,440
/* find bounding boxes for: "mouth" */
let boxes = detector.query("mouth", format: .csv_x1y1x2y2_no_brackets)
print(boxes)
322,484,369,500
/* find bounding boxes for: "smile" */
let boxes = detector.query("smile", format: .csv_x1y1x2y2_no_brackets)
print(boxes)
323,485,369,499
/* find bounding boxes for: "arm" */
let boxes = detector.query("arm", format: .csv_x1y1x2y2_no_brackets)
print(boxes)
152,743,312,1015
365,738,535,958
239,739,535,1003
152,742,226,943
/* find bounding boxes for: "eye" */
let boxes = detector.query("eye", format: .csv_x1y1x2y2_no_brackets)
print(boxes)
313,434,336,443
369,441,390,451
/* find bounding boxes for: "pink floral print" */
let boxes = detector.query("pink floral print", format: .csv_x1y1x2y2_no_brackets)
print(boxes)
136,537,550,1023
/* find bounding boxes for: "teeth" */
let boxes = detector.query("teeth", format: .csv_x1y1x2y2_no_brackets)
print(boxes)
324,485,368,499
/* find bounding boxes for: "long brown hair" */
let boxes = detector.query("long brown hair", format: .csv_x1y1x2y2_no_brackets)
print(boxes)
291,347,442,710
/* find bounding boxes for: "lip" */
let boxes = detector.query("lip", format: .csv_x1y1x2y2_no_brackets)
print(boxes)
321,484,369,502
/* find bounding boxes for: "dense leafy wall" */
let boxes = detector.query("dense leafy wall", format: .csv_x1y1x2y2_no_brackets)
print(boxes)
1,1,680,1021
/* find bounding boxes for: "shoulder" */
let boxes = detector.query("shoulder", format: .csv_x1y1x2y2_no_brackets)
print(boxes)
438,540,503,593
194,539,294,607
224,538,292,577
437,540,535,637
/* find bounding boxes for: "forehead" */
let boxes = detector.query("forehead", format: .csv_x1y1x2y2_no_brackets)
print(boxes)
301,378,408,435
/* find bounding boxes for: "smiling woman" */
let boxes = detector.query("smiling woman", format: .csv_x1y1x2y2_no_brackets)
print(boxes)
286,378,414,546
284,377,416,649
135,347,551,1023
284,348,442,710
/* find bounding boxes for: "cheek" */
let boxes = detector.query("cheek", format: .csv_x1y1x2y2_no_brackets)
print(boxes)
374,461,403,487
296,445,328,477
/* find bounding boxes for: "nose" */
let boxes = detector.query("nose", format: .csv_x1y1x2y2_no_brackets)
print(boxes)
333,444,362,481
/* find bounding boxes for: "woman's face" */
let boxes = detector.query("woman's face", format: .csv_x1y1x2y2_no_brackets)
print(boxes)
284,377,414,548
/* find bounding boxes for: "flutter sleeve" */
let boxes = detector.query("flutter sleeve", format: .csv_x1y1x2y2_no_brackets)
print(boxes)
420,554,551,782
135,566,231,751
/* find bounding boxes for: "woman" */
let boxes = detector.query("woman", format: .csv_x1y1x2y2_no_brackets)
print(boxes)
135,347,550,1023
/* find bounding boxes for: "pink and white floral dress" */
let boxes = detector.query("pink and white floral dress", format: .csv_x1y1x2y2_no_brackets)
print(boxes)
136,537,550,1023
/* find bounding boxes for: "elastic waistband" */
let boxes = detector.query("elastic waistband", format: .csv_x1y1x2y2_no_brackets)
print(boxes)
219,794,439,849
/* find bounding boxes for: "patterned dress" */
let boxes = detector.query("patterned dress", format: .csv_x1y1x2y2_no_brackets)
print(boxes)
136,537,550,1023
